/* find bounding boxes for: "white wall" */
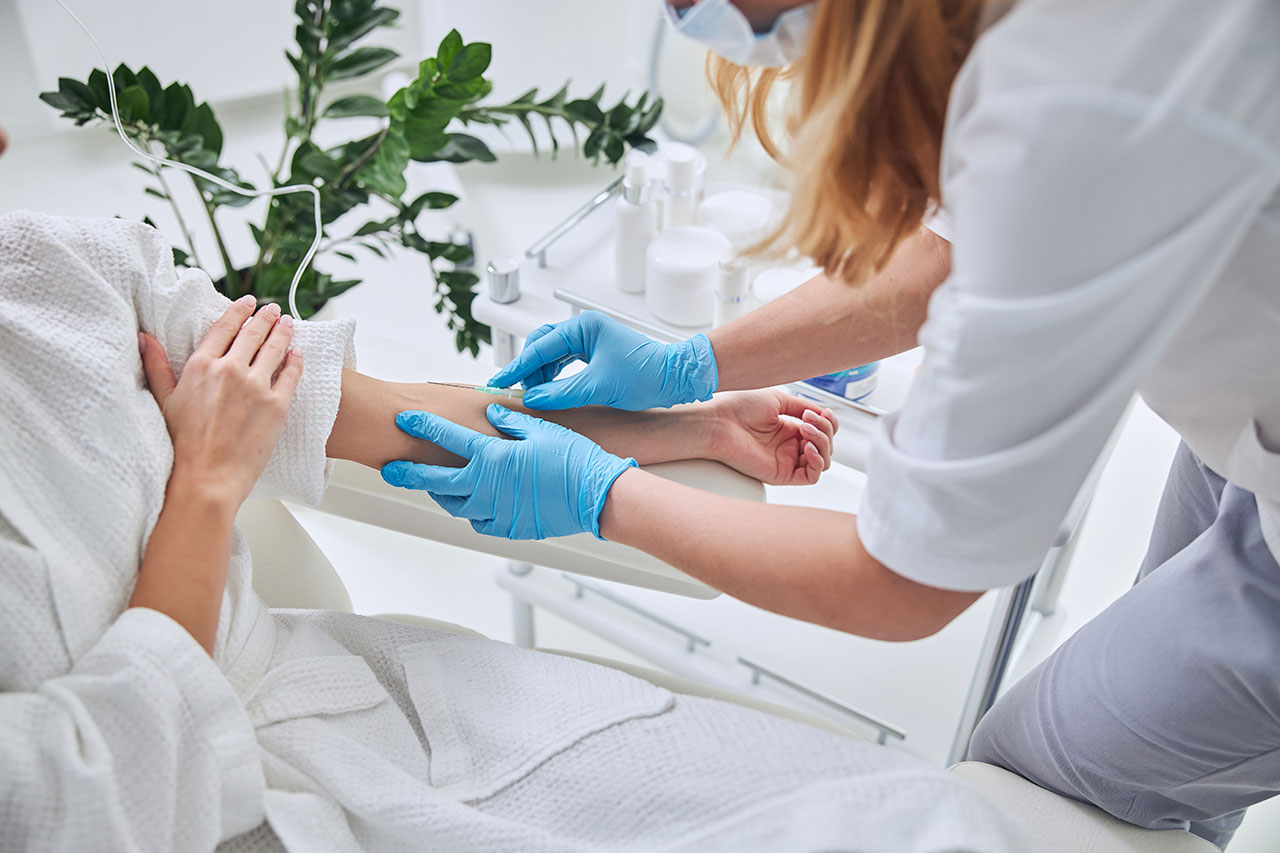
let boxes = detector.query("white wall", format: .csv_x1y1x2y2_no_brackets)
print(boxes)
5,0,422,139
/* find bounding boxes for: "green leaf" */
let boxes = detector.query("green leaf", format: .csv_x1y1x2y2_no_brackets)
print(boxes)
606,100,632,130
436,29,463,71
323,94,390,118
447,42,491,82
116,85,150,123
355,128,410,197
406,190,458,217
427,242,474,264
135,67,166,122
87,69,112,111
330,6,400,52
58,77,98,113
355,216,398,236
539,83,569,110
603,134,625,164
437,269,479,291
435,76,490,102
38,91,78,114
159,82,194,131
565,98,604,125
328,46,399,81
144,186,169,200
297,147,344,182
428,133,495,163
583,127,605,160
516,112,538,155
111,64,138,95
637,97,663,134
335,250,357,262
178,102,222,157
286,51,307,79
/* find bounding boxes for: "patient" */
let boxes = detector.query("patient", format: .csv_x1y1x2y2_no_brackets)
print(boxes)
0,203,1022,850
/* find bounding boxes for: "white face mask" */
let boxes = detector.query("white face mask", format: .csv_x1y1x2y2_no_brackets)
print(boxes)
664,0,814,68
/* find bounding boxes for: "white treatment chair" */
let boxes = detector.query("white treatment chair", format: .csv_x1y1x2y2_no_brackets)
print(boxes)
240,462,1218,853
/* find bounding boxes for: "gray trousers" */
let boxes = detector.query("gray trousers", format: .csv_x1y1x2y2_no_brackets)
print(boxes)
970,443,1280,849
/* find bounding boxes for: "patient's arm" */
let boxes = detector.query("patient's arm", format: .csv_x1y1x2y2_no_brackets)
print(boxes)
326,371,837,485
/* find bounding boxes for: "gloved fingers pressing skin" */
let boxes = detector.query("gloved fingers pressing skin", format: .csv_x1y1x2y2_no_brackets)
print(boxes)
395,410,491,460
520,368,601,411
485,403,552,440
488,320,583,389
380,460,473,495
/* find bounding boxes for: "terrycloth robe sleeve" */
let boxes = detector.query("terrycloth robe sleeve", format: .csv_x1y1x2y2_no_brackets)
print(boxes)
0,536,265,849
130,222,357,505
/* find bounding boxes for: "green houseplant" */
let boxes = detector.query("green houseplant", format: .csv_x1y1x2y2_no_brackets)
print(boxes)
40,0,661,354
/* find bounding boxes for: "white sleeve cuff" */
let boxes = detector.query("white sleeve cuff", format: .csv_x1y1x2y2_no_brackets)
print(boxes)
250,317,357,505
857,412,1059,592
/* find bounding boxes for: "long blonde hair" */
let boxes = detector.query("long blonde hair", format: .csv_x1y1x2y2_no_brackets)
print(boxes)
710,0,983,283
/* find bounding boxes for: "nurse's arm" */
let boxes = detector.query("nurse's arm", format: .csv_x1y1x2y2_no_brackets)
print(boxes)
599,467,982,641
709,225,950,390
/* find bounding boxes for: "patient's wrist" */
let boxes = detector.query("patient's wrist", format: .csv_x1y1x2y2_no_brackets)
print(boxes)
165,467,243,521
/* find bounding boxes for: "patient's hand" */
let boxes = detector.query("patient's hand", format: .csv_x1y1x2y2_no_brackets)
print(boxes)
707,390,837,486
140,296,302,507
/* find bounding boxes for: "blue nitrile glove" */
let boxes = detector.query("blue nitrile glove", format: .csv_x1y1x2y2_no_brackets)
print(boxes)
487,311,719,411
380,405,637,540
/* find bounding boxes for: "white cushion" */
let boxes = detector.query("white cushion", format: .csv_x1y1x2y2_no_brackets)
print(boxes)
948,762,1219,853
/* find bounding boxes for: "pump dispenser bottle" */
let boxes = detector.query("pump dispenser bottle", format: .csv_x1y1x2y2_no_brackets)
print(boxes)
614,150,656,294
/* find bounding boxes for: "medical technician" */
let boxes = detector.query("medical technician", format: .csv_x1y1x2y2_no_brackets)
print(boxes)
383,0,1280,844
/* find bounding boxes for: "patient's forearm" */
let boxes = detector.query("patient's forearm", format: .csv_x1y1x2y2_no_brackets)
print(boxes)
326,370,715,469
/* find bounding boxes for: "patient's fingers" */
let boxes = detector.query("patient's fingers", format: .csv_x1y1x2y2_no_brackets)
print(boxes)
802,408,836,444
801,440,824,484
138,332,177,407
196,295,256,358
252,313,294,379
800,414,833,470
228,302,282,363
273,349,304,399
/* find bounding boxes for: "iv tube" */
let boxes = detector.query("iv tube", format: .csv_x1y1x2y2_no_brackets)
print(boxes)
54,0,324,318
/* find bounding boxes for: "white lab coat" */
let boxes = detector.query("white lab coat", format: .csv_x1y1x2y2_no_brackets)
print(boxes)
861,0,1280,590
0,212,1024,851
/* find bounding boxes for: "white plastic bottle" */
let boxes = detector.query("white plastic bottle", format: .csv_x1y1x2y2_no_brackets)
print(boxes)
714,257,750,327
615,150,655,294
662,143,706,230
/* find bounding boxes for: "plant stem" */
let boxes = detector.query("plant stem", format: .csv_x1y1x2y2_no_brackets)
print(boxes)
192,177,238,295
154,166,204,270
460,103,573,125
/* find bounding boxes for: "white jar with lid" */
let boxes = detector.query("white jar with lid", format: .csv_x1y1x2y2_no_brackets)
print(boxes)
645,226,733,328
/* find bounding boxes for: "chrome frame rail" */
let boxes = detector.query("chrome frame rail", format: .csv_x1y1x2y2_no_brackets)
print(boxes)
737,655,907,745
563,574,712,653
525,177,624,269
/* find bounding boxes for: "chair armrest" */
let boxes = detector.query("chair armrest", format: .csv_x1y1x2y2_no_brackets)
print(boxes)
312,458,765,599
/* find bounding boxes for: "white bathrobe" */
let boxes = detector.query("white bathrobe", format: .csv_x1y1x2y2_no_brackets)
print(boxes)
0,211,1024,852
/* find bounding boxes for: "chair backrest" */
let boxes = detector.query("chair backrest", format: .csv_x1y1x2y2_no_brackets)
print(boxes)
949,762,1219,853
237,499,354,612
